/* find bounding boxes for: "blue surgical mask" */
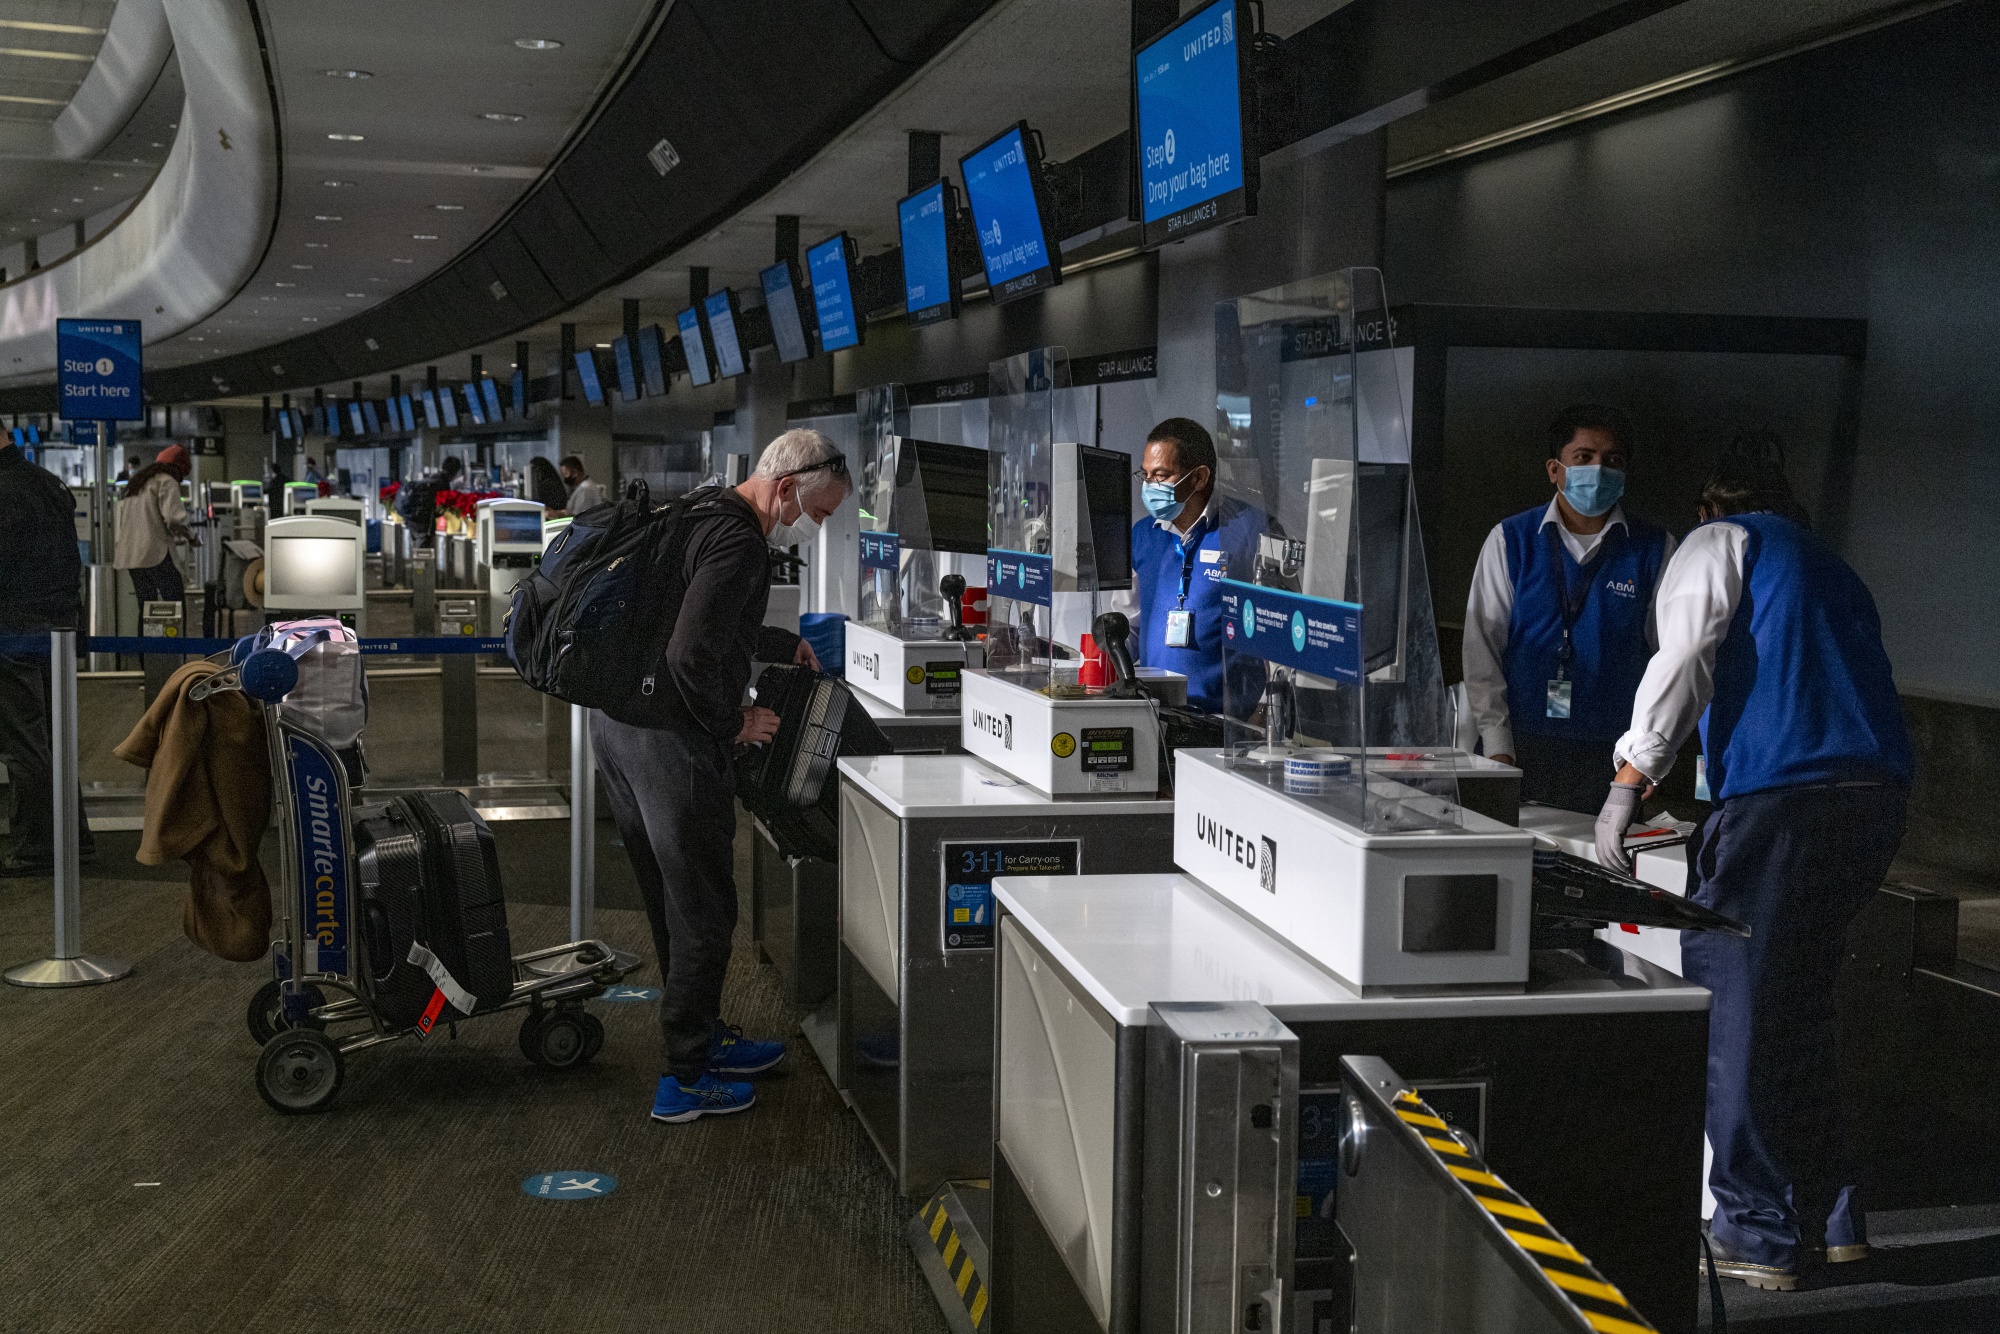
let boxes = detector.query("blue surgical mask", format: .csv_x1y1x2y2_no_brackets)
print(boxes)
1562,464,1626,518
1142,478,1187,523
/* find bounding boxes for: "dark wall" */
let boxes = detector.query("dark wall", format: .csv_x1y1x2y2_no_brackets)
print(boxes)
1385,0,2000,707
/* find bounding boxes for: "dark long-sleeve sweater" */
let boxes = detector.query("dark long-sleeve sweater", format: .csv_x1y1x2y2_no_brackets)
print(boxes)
656,487,801,745
0,444,82,633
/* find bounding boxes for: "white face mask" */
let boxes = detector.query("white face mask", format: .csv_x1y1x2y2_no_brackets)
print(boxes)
769,485,821,549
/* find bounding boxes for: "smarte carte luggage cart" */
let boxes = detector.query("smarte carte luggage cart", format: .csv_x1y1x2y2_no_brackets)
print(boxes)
194,636,641,1115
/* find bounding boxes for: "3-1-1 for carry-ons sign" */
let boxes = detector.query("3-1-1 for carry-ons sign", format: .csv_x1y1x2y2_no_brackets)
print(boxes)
939,839,1078,952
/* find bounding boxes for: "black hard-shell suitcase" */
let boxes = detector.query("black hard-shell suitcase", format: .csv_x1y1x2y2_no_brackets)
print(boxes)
353,791,514,1025
354,811,436,1027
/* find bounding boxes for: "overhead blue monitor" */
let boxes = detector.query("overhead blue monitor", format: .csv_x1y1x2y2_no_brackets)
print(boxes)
1135,0,1256,248
463,383,486,425
760,261,812,364
421,390,441,429
278,409,294,440
898,179,958,326
439,385,459,428
612,335,639,400
347,402,365,436
677,306,713,386
480,376,503,421
806,233,861,352
573,350,605,405
398,394,417,432
959,122,1061,305
639,324,669,396
705,289,746,378
509,372,525,416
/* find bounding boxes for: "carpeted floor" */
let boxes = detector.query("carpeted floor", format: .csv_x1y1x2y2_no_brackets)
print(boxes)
0,823,947,1334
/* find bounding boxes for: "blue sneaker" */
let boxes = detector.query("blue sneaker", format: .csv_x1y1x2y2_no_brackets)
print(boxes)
709,1022,786,1075
651,1073,756,1123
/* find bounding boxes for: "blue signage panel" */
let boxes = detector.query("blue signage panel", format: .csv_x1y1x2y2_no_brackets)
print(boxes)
287,733,351,977
705,290,746,378
859,530,901,571
462,383,486,425
1217,578,1363,683
510,370,526,417
480,377,503,421
420,390,441,429
960,125,1057,303
638,325,668,395
57,318,143,421
940,839,1077,952
439,386,459,428
572,350,604,404
611,335,638,401
899,181,956,325
986,548,1054,608
399,394,417,432
361,400,381,435
806,235,860,352
347,402,365,435
676,307,713,386
761,262,811,364
69,421,98,446
1135,0,1252,245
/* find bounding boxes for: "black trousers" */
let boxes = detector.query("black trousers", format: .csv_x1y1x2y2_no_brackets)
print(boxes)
590,711,739,1080
1682,783,1908,1266
1512,731,1618,814
0,651,91,862
127,555,184,604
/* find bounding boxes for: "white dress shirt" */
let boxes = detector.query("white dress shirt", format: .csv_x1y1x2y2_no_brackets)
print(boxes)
1461,500,1675,758
1612,521,1750,783
566,477,607,513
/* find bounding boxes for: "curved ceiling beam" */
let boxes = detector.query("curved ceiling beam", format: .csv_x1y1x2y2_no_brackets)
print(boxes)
0,0,996,409
0,0,278,389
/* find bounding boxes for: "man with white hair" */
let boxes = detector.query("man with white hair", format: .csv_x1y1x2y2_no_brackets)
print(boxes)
590,428,852,1124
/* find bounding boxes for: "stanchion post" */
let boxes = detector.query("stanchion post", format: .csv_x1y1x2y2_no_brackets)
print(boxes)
5,629,131,988
569,702,596,942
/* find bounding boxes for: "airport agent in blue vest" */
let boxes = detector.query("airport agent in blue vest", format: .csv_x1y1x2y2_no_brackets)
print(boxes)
1112,418,1266,715
1597,442,1911,1292
1462,405,1674,811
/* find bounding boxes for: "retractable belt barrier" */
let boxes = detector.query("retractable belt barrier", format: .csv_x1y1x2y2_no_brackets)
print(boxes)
1,635,509,658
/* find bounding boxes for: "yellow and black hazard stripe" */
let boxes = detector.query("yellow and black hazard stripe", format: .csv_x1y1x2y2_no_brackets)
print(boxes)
1392,1088,1656,1334
912,1188,989,1331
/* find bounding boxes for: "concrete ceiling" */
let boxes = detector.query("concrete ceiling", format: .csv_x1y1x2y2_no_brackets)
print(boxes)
0,0,114,118
143,0,660,376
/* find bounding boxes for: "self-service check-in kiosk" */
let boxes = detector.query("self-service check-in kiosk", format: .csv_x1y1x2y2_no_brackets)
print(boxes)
475,498,544,598
281,481,319,516
905,273,1715,1334
831,350,1184,1205
261,514,366,633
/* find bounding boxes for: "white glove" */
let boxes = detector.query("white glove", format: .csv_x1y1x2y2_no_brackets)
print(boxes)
1595,781,1645,877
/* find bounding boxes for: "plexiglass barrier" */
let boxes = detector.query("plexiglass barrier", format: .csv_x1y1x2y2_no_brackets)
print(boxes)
983,347,1065,680
855,382,909,628
1215,268,1460,834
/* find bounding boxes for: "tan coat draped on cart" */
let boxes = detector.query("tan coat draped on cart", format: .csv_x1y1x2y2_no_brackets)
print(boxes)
114,660,273,961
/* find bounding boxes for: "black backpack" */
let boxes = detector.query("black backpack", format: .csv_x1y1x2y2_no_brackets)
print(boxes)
504,484,755,727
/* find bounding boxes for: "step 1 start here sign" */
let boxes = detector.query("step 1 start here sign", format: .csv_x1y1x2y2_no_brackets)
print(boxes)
56,319,143,421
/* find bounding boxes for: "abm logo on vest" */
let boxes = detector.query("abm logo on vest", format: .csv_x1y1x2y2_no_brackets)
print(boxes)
56,319,144,421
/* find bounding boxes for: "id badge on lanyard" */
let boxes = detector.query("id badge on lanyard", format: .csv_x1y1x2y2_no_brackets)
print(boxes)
1546,527,1592,719
1165,532,1201,649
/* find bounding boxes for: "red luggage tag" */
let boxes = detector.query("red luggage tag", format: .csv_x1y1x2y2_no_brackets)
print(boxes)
415,987,449,1038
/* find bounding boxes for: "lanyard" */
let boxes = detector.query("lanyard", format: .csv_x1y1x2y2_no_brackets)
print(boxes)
1546,522,1616,677
1173,515,1210,607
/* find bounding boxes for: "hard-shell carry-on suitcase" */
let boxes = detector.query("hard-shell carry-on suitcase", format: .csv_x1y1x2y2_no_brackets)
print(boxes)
353,791,514,1028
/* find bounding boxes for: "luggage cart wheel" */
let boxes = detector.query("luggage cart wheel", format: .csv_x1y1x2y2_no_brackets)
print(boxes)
256,1029,345,1114
578,1011,605,1063
521,1010,592,1069
247,979,328,1046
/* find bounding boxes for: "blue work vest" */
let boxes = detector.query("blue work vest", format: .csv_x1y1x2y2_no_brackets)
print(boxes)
1131,495,1267,714
1699,513,1912,800
1500,506,1669,740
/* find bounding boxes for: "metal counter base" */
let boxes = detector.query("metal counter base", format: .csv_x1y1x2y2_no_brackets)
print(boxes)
984,872,1713,1334
834,755,1176,1201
